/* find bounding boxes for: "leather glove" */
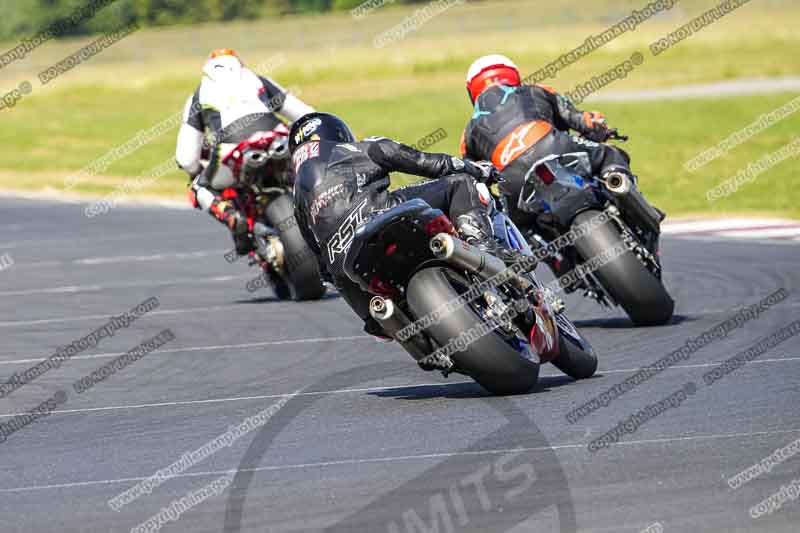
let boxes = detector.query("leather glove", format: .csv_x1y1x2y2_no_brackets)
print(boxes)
581,111,611,142
455,158,503,184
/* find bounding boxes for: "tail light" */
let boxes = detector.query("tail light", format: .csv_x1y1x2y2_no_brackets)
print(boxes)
425,215,456,237
384,243,398,256
534,164,555,185
369,276,400,298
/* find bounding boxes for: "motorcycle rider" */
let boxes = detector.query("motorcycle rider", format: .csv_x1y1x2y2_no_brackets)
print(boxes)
289,112,500,337
460,54,661,230
176,48,315,255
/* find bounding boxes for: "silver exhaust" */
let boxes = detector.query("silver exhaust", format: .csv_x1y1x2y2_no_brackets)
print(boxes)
369,296,433,362
243,149,269,170
429,234,510,279
429,233,536,296
603,172,664,235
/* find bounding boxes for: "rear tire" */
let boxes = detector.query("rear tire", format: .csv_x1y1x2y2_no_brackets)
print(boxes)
572,210,674,326
406,267,539,395
551,336,598,380
264,195,326,301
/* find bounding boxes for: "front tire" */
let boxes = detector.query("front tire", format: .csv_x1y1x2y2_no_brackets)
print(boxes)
264,195,326,301
572,210,674,326
551,336,598,380
406,267,540,395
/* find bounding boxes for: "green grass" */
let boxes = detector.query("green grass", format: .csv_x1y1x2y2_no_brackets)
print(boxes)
0,0,798,217
330,91,800,218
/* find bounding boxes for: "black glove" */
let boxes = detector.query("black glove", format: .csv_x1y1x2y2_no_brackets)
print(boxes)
454,158,503,184
581,111,612,143
583,128,612,143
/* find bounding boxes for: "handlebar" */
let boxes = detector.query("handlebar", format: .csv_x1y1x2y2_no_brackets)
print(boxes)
482,168,506,186
607,129,629,142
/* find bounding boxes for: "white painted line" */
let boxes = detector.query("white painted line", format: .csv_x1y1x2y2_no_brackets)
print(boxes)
718,227,800,239
662,219,800,234
12,250,229,269
73,250,225,266
1,355,798,418
1,427,798,494
0,275,244,297
588,77,800,102
0,229,210,250
1,296,796,330
0,303,263,328
0,335,371,366
670,234,800,246
0,379,448,418
596,356,800,375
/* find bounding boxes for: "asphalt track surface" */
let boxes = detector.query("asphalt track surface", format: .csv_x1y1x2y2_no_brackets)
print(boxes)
0,197,798,533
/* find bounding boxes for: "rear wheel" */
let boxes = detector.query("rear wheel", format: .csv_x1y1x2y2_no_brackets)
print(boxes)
406,266,540,395
264,194,326,301
572,210,674,326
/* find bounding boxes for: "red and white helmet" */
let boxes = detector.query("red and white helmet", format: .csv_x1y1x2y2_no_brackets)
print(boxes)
466,54,521,103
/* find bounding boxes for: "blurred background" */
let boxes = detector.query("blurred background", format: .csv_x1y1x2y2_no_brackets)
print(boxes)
0,0,798,217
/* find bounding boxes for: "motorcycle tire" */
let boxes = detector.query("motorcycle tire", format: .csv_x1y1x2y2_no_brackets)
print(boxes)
406,266,540,395
263,194,326,301
572,209,674,326
550,334,598,380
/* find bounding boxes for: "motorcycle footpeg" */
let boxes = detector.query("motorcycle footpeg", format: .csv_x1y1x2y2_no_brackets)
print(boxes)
417,352,454,373
498,247,536,272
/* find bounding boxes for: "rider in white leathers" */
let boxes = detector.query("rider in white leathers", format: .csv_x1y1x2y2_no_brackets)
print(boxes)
176,48,314,254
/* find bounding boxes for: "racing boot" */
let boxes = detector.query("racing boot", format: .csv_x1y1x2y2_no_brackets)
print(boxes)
455,211,496,255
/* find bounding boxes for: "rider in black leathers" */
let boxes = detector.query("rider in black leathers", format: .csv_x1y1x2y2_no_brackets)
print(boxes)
290,112,499,337
460,54,642,229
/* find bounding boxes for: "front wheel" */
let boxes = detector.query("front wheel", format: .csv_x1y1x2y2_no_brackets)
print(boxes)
551,336,598,380
406,267,540,395
264,194,326,301
572,210,674,326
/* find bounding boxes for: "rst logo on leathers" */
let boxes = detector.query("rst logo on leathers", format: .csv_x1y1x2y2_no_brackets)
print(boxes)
327,198,369,263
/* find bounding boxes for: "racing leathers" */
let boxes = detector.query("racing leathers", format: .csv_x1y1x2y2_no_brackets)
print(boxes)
176,61,314,254
461,83,633,227
292,136,495,334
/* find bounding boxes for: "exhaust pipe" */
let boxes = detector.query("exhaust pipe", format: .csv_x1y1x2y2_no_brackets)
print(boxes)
430,233,535,294
369,296,433,362
603,172,664,235
243,149,269,170
430,234,510,279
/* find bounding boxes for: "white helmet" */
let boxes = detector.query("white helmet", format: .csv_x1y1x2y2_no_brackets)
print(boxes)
466,54,521,102
202,48,244,83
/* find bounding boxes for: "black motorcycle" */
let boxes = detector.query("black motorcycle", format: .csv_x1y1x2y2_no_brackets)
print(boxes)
513,132,674,326
343,179,597,396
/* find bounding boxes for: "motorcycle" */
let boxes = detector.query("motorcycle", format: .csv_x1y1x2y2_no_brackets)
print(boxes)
512,130,674,326
342,176,597,396
220,125,326,301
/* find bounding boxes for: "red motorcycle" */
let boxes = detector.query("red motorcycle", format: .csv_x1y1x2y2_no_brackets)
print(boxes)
220,125,326,301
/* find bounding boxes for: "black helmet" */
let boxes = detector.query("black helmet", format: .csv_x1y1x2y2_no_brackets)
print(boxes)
288,112,356,152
